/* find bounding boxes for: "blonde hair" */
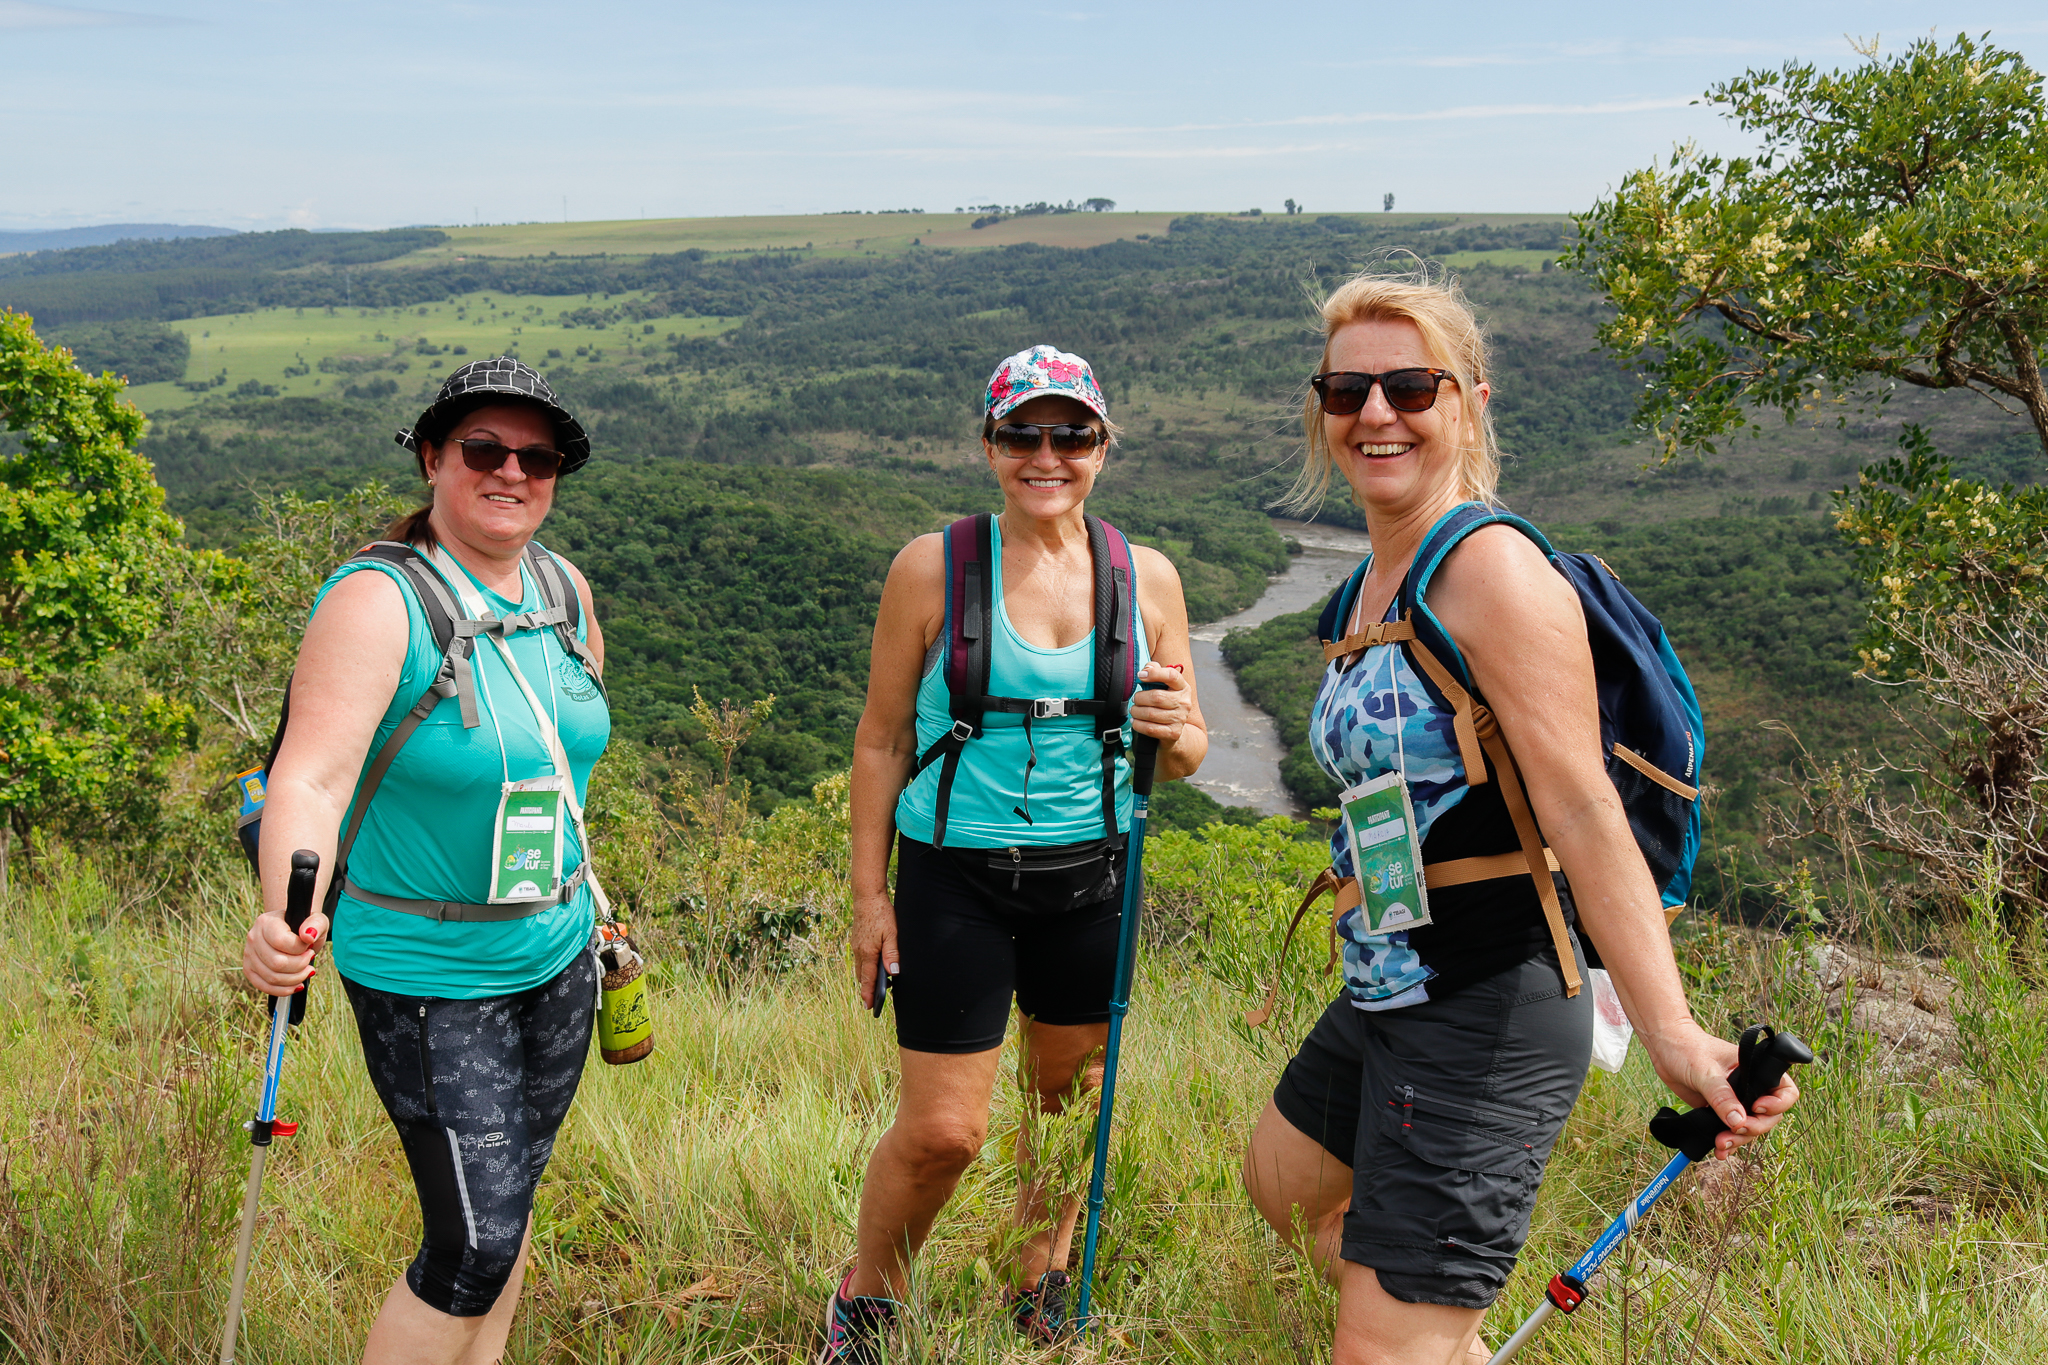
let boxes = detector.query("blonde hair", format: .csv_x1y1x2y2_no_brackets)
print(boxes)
1282,262,1502,514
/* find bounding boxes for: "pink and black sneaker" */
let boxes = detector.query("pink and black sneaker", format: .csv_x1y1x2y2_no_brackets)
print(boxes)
1007,1269,1075,1345
816,1271,900,1365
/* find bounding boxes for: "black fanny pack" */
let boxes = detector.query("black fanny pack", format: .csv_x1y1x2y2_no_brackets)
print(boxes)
943,834,1128,915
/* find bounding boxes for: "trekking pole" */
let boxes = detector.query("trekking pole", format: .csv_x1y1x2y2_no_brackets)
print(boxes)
1484,1023,1814,1365
219,848,320,1365
1074,721,1161,1333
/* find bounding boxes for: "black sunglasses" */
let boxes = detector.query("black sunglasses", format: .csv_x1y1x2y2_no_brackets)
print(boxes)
991,423,1104,456
449,437,564,480
1311,368,1452,416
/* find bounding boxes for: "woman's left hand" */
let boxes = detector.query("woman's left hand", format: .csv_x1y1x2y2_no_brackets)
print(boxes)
1643,1022,1801,1159
1129,662,1192,747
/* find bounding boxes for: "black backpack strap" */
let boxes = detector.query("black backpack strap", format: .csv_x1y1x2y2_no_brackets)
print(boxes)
914,514,1142,846
1087,515,1137,840
914,515,994,848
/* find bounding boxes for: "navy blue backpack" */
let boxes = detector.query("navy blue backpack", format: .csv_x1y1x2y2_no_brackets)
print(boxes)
1314,504,1705,964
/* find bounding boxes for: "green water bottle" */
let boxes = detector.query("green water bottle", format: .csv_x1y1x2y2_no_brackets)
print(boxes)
596,930,654,1065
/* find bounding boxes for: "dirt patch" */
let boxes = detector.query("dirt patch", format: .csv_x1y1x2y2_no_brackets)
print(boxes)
1806,943,1964,1075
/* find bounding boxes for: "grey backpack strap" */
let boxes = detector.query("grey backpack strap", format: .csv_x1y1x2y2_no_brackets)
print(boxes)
354,540,484,729
522,541,606,691
315,542,470,918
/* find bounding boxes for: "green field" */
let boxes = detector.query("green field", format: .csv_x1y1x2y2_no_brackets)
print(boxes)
122,293,740,411
381,211,1573,266
411,211,1185,261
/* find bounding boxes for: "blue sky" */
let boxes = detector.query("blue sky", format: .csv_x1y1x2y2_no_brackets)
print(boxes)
4,1,2046,232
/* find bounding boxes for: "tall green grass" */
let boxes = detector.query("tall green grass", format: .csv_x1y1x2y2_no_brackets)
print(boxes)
0,812,2043,1362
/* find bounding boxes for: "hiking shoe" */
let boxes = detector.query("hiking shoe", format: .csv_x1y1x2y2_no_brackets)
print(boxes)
816,1271,899,1365
1008,1269,1075,1345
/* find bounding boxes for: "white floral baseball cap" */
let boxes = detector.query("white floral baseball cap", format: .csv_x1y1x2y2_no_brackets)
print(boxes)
983,344,1110,422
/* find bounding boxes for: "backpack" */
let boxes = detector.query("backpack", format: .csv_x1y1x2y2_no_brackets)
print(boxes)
1302,503,1705,997
234,539,603,922
913,512,1140,849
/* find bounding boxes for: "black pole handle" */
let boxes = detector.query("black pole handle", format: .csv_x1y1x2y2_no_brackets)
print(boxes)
1131,681,1165,798
273,849,320,1025
1648,1023,1812,1161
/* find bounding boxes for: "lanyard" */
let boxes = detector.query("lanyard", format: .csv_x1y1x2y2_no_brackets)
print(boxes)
428,545,613,918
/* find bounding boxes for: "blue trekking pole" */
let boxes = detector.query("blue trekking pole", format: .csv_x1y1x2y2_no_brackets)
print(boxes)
219,849,320,1365
1485,1024,1813,1365
1074,723,1161,1332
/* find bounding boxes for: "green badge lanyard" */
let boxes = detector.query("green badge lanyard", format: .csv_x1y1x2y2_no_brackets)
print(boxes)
1337,637,1434,933
429,546,615,922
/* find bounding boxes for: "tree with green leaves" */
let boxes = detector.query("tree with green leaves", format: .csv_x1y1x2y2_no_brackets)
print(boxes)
0,311,192,881
1572,33,2048,463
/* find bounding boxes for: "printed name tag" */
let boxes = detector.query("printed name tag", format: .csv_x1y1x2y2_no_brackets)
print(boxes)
1339,771,1433,932
490,776,566,903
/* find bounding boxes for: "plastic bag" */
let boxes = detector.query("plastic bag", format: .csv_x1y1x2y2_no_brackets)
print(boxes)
1588,967,1633,1073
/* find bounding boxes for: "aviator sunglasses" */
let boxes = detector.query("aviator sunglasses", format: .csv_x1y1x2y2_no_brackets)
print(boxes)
1311,368,1452,416
990,423,1105,456
447,437,565,480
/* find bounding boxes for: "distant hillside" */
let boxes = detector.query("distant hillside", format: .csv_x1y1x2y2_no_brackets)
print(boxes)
62,212,2030,807
0,223,236,253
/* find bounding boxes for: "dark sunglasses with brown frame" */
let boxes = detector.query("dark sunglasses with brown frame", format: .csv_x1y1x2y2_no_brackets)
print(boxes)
445,436,565,480
1311,368,1452,416
989,423,1105,456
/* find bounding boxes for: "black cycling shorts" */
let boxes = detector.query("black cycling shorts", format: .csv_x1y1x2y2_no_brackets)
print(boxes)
341,948,597,1316
888,833,1125,1054
1271,946,1592,1309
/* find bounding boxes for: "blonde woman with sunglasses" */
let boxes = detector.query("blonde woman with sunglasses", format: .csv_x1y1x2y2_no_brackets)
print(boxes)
1240,274,1799,1365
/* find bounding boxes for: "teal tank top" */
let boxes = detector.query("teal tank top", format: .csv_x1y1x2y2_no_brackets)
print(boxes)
896,516,1149,848
317,546,611,999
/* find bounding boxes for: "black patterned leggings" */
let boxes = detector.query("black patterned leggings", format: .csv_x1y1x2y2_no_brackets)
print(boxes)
341,949,598,1317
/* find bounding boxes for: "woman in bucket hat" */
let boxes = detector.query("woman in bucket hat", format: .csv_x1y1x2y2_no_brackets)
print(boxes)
242,357,611,1363
823,345,1209,1359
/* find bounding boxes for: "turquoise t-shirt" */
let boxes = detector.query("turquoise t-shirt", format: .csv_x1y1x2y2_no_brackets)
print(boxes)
896,516,1150,848
318,545,611,998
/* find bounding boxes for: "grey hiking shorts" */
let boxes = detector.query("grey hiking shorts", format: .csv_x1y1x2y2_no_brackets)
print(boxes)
1272,945,1593,1309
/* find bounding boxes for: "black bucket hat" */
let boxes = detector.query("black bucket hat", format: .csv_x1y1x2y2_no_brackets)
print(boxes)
395,357,592,474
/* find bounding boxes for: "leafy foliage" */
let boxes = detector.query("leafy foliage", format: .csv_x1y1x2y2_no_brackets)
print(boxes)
1573,34,2048,465
1836,426,2048,680
0,310,191,835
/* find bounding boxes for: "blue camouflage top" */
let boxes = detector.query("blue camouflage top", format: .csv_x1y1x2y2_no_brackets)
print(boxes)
1309,594,1473,1010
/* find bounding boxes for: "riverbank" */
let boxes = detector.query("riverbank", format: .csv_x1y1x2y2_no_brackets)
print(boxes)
1186,518,1369,815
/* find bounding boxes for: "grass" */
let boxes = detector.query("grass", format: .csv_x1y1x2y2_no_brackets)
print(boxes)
5,795,2047,1364
122,295,741,412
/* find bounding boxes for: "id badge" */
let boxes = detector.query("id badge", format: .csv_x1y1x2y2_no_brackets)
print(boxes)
490,776,566,903
1338,771,1433,932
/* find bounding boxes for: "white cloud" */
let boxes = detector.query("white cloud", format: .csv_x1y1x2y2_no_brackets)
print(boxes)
0,0,182,29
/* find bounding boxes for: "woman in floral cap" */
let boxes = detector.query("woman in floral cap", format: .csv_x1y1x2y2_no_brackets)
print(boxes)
823,344,1208,1358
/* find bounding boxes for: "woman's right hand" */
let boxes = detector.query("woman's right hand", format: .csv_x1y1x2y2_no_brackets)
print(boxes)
242,906,327,998
851,889,900,1010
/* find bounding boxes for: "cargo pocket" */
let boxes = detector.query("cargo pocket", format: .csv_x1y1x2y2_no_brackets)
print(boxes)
1371,1085,1543,1265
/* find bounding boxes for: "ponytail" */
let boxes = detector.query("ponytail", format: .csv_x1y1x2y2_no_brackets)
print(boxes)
383,503,438,549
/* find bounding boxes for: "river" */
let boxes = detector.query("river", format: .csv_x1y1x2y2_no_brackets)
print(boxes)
1184,519,1374,816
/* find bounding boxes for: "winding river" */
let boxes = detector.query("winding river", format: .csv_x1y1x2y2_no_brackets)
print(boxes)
1185,519,1374,816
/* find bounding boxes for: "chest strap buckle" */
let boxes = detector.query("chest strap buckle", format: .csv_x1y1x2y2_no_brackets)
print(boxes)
1030,698,1070,719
